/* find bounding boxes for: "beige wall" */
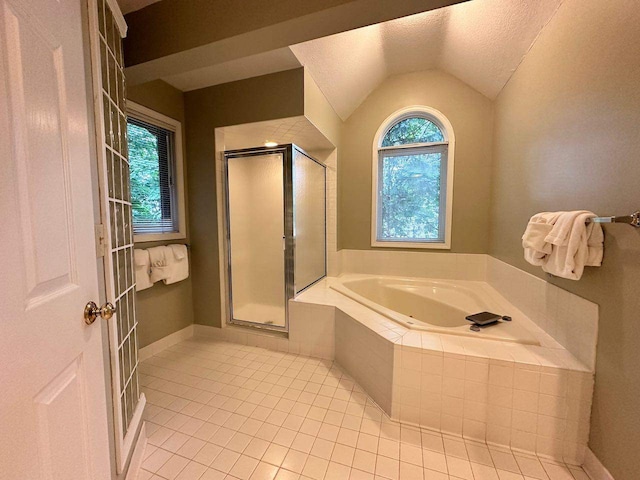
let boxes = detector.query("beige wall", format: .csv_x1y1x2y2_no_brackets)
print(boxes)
488,1,640,479
339,70,494,252
127,80,194,348
184,69,305,328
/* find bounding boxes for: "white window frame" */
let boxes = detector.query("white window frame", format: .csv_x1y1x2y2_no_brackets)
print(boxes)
127,101,187,243
371,105,455,249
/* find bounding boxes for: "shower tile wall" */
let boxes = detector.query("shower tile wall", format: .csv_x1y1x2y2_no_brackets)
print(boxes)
97,0,140,438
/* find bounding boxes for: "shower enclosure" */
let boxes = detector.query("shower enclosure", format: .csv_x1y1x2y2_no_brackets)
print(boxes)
224,144,326,332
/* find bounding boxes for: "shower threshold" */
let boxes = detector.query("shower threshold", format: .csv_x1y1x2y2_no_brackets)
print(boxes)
232,303,286,327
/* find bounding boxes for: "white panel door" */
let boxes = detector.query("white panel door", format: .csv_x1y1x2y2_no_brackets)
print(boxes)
0,0,112,478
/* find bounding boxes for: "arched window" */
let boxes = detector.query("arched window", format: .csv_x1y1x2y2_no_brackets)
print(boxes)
372,106,454,248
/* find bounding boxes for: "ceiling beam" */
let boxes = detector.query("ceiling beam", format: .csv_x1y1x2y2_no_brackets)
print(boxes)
124,0,467,87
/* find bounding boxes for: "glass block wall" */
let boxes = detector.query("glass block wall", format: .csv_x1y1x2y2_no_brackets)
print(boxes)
96,0,140,439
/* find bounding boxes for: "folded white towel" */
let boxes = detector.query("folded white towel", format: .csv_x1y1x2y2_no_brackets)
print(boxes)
522,212,564,266
164,244,189,285
544,210,591,246
134,249,149,267
171,244,186,260
541,211,603,280
134,249,152,291
148,246,170,283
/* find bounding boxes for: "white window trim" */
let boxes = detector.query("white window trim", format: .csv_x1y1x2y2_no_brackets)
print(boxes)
371,105,455,249
127,101,187,243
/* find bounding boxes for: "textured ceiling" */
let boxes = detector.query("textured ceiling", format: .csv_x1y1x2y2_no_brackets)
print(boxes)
291,0,563,120
127,0,563,120
221,116,334,153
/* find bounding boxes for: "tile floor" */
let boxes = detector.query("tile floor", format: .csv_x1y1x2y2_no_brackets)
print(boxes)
138,337,591,480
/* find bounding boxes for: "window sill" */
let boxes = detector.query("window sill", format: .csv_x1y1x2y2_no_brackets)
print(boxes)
371,240,451,250
134,232,186,243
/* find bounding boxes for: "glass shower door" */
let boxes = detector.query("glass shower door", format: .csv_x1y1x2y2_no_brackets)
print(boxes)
294,148,327,292
226,152,287,328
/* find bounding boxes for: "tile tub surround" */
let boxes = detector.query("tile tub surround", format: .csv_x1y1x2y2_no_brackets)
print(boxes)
393,345,594,465
294,278,594,465
339,250,599,371
340,249,487,281
139,337,591,480
335,310,394,415
486,257,598,371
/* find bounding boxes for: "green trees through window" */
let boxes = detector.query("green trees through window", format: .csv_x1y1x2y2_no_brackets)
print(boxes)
127,122,162,223
377,114,448,243
380,151,442,240
381,117,444,146
126,116,175,235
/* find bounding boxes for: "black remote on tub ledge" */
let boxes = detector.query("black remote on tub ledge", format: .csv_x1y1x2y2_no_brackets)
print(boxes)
465,311,512,332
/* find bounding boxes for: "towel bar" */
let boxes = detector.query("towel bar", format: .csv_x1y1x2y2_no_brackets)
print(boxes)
587,211,640,227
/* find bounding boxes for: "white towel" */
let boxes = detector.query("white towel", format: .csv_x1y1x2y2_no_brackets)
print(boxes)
541,211,604,280
134,249,152,291
544,210,591,246
148,246,170,283
164,244,189,285
522,212,564,266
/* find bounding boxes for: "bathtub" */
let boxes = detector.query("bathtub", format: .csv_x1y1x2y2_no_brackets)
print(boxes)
330,275,540,345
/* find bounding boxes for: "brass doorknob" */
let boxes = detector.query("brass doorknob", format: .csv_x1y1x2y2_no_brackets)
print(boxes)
84,301,116,325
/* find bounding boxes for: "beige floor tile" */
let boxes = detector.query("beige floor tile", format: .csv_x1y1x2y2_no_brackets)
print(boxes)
244,437,271,460
193,443,223,466
490,450,520,474
421,450,447,474
229,454,259,479
249,461,279,480
156,454,190,479
497,470,525,480
326,461,351,480
446,456,473,480
175,461,208,480
399,461,423,480
400,444,423,466
301,455,329,480
200,467,226,479
262,443,289,467
352,449,376,474
376,455,400,479
142,448,173,473
282,449,309,474
177,437,207,459
471,462,500,480
139,339,582,480
210,448,240,473
513,455,548,480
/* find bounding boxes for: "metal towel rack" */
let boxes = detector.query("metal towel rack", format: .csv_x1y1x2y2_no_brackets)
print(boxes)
587,211,640,227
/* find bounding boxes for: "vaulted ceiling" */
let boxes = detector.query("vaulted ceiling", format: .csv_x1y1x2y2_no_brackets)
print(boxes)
291,0,563,120
121,0,564,121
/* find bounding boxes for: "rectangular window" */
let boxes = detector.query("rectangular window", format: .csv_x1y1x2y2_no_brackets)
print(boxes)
378,146,447,243
373,144,451,248
127,102,186,242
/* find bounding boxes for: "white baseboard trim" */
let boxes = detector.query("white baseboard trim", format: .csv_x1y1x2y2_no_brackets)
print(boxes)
583,448,615,480
138,325,194,361
124,422,147,480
